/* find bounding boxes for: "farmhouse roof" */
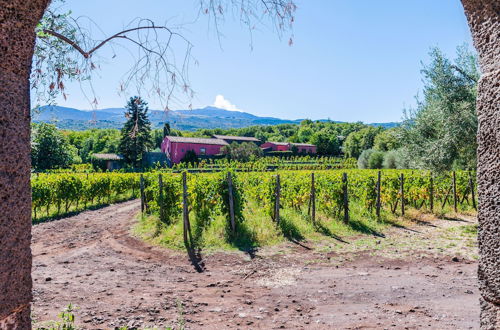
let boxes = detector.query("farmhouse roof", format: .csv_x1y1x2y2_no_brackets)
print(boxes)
165,136,229,146
292,143,316,147
91,153,124,160
212,135,260,142
267,141,290,146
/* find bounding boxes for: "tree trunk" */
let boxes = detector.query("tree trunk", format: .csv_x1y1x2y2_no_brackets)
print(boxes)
461,1,500,328
0,1,50,329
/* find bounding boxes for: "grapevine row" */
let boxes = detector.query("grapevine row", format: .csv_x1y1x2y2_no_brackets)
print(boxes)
31,173,140,221
141,169,477,229
32,170,476,225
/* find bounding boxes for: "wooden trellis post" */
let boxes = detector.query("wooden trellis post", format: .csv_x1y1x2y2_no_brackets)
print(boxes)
452,171,458,212
311,173,316,224
275,174,281,225
182,172,190,245
140,174,145,213
227,172,236,234
400,173,405,216
469,172,477,210
158,174,164,221
343,173,349,224
376,171,381,218
429,174,434,213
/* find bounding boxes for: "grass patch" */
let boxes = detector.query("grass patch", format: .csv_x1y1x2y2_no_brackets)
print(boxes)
134,197,405,253
134,189,477,255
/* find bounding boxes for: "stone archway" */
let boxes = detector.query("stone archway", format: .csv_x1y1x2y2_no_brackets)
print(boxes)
461,1,500,328
0,0,498,328
0,1,51,328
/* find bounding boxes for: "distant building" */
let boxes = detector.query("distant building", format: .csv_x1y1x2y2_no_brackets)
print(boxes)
260,142,291,152
161,136,228,164
142,152,168,168
212,135,261,145
260,142,317,154
292,143,317,154
91,153,124,171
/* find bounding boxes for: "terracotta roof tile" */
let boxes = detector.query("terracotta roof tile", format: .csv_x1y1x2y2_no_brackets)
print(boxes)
165,136,229,145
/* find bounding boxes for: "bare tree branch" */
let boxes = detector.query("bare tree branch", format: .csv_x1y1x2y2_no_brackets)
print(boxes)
32,0,296,112
41,29,89,58
451,64,478,83
41,25,183,59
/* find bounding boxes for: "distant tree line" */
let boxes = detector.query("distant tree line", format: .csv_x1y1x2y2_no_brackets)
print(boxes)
31,45,478,173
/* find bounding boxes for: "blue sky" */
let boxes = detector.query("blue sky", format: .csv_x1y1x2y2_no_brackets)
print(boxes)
50,0,473,123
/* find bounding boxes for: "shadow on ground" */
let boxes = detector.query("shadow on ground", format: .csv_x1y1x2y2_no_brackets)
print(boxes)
314,221,349,243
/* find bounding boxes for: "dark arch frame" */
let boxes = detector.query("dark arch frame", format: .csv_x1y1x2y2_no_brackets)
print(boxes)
0,1,498,328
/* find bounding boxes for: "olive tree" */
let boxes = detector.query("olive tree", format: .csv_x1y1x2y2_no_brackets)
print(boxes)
400,46,479,172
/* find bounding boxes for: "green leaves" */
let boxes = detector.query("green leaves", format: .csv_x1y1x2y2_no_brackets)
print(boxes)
32,173,140,220
400,45,479,172
31,123,77,171
119,96,153,168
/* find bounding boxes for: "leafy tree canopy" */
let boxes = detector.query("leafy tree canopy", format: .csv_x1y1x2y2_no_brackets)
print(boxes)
373,127,401,152
221,142,263,162
343,126,383,159
400,45,478,172
32,123,78,170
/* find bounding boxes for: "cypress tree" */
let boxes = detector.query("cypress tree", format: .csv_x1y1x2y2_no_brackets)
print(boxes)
119,96,152,168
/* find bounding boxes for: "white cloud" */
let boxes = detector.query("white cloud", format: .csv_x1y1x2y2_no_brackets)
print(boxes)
213,95,241,111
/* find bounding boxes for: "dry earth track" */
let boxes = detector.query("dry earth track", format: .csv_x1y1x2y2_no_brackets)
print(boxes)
32,199,479,329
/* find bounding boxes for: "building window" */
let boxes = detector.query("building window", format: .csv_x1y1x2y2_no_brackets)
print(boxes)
200,148,206,155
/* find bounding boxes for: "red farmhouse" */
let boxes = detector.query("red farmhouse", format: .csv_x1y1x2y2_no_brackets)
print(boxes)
260,141,290,152
293,143,317,154
260,142,317,154
161,136,228,164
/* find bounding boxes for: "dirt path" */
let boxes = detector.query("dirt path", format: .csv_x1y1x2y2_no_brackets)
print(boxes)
32,200,479,329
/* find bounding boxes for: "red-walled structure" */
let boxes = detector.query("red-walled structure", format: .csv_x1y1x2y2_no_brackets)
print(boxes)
260,141,317,154
161,136,228,164
260,141,290,152
293,143,317,154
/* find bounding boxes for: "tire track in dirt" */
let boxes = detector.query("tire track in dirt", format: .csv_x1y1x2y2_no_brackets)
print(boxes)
32,201,480,329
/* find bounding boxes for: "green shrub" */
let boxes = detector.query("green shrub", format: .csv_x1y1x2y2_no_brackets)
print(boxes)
368,151,385,169
357,149,374,169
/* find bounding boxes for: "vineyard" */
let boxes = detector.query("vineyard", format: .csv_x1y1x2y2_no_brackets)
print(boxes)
32,170,477,249
31,173,140,221
170,156,357,172
134,169,477,250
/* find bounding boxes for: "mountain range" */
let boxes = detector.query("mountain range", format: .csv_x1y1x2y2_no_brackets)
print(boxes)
32,105,399,131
